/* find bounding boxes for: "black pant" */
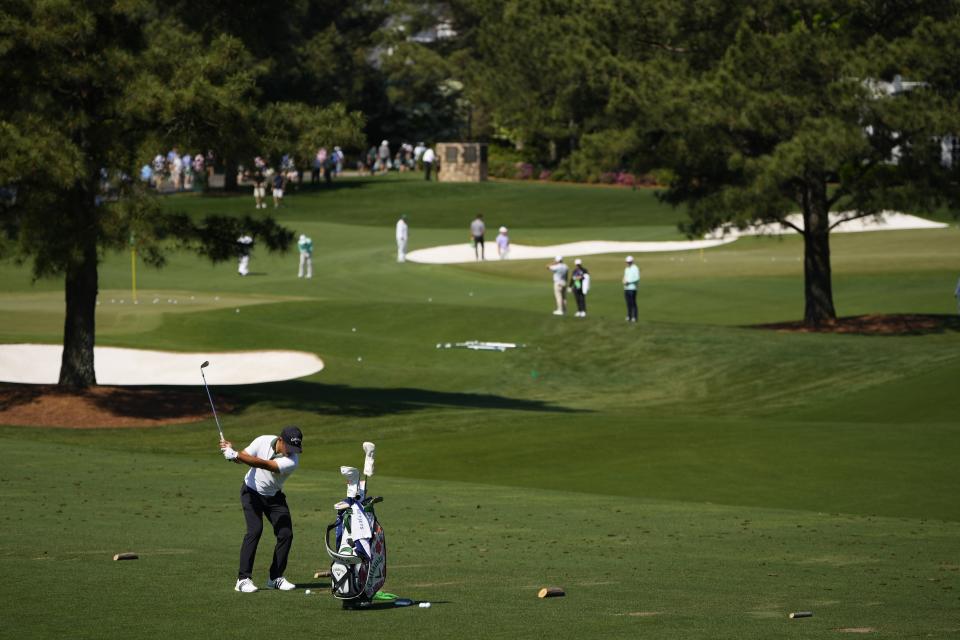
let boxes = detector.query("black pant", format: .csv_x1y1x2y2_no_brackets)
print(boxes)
574,289,587,313
473,235,485,259
424,162,433,180
624,289,638,320
238,484,293,581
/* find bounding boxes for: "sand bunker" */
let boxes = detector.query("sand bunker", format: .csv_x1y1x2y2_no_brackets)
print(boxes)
0,344,324,385
708,210,947,239
407,212,947,264
407,238,733,264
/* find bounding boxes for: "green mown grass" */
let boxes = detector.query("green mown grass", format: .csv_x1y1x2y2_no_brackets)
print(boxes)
1,175,959,638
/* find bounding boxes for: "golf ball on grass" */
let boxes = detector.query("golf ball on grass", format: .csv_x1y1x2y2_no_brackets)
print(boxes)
305,589,311,595
357,357,362,362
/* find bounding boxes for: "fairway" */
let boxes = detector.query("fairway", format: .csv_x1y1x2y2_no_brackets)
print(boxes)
2,175,959,638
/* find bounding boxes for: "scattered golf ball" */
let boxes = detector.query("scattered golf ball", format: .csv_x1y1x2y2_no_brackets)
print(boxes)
419,602,431,608
304,589,312,595
351,327,356,332
235,308,240,313
427,297,432,302
468,292,474,296
357,357,363,362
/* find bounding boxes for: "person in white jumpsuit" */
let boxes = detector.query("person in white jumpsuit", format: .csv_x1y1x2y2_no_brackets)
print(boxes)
396,215,408,263
237,234,253,276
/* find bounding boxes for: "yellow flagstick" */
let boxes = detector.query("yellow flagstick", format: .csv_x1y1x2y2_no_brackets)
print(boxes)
130,232,137,303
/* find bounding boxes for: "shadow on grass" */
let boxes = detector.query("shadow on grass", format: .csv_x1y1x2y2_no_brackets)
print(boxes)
223,380,586,418
752,313,960,336
0,379,582,427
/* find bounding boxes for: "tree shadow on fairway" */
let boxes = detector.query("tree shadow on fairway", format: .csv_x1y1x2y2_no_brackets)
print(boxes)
0,383,225,428
224,380,586,418
752,313,960,336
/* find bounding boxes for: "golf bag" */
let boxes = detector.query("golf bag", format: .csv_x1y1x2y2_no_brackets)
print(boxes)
324,495,387,607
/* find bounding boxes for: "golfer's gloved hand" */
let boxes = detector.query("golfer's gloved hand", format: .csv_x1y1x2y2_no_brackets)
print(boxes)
222,446,239,461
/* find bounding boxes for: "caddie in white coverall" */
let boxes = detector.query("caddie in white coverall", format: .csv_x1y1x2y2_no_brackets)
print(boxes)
396,214,408,262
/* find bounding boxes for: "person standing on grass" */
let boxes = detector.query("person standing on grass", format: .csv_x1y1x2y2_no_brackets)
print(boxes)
623,255,640,322
251,166,266,209
570,258,590,317
297,234,313,278
547,256,569,316
272,171,285,208
237,234,253,276
220,426,304,593
470,214,486,261
496,226,510,259
396,214,409,263
422,146,436,180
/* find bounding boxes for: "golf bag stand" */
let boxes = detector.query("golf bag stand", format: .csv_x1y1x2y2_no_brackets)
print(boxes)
324,496,387,609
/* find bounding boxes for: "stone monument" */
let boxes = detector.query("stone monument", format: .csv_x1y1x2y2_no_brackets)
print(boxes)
436,142,488,182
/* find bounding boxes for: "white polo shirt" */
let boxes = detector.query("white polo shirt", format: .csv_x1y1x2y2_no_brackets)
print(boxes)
243,435,299,496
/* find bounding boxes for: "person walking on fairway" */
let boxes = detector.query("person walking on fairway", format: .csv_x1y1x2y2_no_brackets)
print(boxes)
396,214,409,263
220,426,304,593
496,226,510,260
297,234,313,278
623,255,640,322
547,256,569,315
470,214,486,261
251,166,266,209
570,258,590,317
237,234,253,276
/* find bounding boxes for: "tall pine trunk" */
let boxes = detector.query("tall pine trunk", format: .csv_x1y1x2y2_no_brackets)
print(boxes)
801,178,837,328
58,195,99,388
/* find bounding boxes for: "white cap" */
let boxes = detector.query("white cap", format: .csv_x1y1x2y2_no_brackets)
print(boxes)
574,258,582,265
555,255,563,262
499,226,507,233
299,234,306,241
625,255,634,262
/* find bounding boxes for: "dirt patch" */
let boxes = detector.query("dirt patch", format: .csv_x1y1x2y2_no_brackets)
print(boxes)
753,314,960,336
0,384,228,428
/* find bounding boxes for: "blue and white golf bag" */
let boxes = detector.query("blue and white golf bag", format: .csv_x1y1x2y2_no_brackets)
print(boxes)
324,495,387,605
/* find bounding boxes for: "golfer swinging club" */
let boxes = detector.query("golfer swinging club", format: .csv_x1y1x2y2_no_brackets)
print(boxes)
220,426,304,593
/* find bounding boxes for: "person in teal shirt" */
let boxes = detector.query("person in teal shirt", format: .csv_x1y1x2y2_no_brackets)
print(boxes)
623,255,640,322
297,234,313,279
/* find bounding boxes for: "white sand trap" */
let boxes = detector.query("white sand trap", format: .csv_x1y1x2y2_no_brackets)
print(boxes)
708,210,947,238
0,344,324,386
407,238,734,264
408,212,946,264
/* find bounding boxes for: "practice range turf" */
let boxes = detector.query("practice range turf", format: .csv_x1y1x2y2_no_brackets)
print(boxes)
1,175,959,639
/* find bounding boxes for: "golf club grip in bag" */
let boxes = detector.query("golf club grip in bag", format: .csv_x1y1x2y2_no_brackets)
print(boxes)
324,498,386,602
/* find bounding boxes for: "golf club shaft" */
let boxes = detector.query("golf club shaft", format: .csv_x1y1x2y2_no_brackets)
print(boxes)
200,369,224,441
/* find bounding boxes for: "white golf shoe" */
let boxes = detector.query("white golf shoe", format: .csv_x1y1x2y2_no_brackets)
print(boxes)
235,578,258,593
341,466,360,498
264,577,296,591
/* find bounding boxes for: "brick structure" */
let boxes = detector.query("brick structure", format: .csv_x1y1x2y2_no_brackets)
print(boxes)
436,142,488,182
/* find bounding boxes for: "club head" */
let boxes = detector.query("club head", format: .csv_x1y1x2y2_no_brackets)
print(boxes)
200,361,209,369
